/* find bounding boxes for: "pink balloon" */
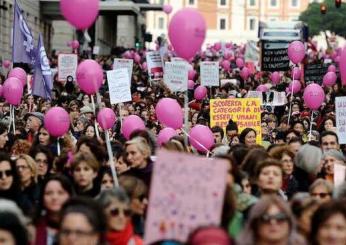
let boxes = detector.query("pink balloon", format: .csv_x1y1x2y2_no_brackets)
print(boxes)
60,0,99,30
2,60,11,69
288,41,305,64
225,43,233,49
323,72,337,87
340,47,346,86
121,115,146,140
240,67,250,80
133,53,141,64
3,77,23,106
213,42,222,52
188,80,195,90
71,40,80,49
188,69,197,80
157,127,177,146
236,58,244,68
292,67,301,80
224,50,232,60
189,125,214,153
168,8,206,60
194,85,207,100
303,84,325,110
8,67,27,87
288,80,301,94
156,98,183,129
221,60,230,72
328,65,336,73
256,85,268,92
97,108,116,130
270,72,281,85
76,60,103,95
123,51,132,59
44,107,70,137
163,4,173,14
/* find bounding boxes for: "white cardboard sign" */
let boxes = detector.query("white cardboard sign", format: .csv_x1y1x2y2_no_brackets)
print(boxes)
200,61,219,87
58,54,78,81
107,68,132,104
163,62,188,92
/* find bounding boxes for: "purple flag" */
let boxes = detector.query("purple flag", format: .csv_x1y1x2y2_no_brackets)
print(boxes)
32,34,52,100
12,0,35,64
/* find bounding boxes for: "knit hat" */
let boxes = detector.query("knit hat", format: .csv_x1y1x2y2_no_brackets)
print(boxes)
295,144,322,174
188,227,232,245
24,112,44,124
80,105,94,114
322,149,346,162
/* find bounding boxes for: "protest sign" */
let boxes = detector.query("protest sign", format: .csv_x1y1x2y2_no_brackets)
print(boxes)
245,40,260,63
334,163,346,188
304,62,339,85
200,61,219,87
58,54,78,81
144,150,228,244
261,41,290,71
107,68,131,104
113,58,133,80
146,51,164,80
247,91,287,106
163,62,188,92
220,79,238,87
335,97,346,144
210,98,262,143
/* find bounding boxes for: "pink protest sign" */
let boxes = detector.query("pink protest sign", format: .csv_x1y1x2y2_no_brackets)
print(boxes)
144,150,228,244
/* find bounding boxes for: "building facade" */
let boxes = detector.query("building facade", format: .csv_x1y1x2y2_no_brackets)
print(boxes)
146,0,316,46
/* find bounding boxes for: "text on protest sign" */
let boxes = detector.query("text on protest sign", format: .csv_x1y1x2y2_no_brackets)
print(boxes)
58,54,78,81
210,98,262,144
335,97,346,144
261,41,290,72
107,68,132,105
113,58,133,80
304,62,339,85
200,61,220,87
146,51,164,80
144,150,228,244
163,62,188,92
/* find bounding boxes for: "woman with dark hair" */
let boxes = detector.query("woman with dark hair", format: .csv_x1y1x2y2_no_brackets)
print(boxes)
58,197,107,245
0,122,9,151
84,124,97,139
240,148,269,185
239,128,257,147
76,136,107,166
237,195,305,245
30,145,54,183
0,152,29,211
319,116,336,133
35,175,75,245
310,200,346,245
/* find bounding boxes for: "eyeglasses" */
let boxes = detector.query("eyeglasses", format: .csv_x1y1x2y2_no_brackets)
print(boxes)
0,170,12,179
260,212,289,224
311,192,331,199
109,208,131,217
59,229,95,237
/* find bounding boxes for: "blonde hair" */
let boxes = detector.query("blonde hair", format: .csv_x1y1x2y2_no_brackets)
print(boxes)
125,137,151,160
17,154,38,183
71,151,100,173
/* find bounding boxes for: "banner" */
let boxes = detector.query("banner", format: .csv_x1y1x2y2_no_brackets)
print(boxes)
107,68,132,104
113,58,133,80
247,91,287,106
261,41,290,72
58,54,78,81
163,62,188,92
210,98,262,143
335,97,346,144
304,62,339,85
145,150,228,244
200,61,219,87
146,51,164,80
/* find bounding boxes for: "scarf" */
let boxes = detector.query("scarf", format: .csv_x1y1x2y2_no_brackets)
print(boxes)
106,222,134,245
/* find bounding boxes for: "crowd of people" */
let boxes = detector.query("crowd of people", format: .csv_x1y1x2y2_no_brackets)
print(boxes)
0,38,346,245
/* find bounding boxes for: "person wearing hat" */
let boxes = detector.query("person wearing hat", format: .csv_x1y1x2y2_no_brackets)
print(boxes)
80,105,94,121
24,112,44,143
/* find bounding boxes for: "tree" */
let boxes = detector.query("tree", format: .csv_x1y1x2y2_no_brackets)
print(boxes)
299,0,346,37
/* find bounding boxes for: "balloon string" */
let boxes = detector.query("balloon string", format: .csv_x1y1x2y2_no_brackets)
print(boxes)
181,128,211,156
287,66,296,125
105,130,119,187
118,104,123,131
309,111,314,142
91,95,100,139
12,106,15,134
8,105,12,133
57,138,61,156
184,90,189,147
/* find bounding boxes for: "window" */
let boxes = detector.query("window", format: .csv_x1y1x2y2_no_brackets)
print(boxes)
270,0,278,7
291,0,299,7
188,0,195,5
220,0,226,6
249,18,256,31
158,17,164,29
249,0,256,6
220,18,226,30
